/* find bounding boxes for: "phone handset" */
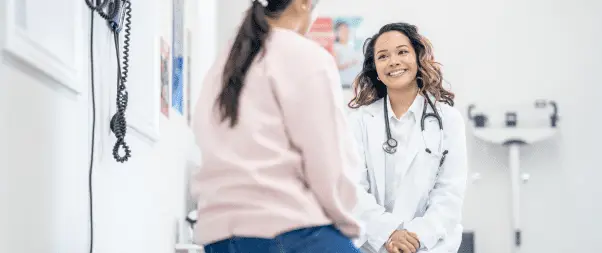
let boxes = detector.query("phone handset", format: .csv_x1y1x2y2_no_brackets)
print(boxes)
86,0,132,163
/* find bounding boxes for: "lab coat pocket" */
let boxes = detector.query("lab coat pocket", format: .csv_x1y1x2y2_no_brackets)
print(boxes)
416,152,442,189
416,152,444,207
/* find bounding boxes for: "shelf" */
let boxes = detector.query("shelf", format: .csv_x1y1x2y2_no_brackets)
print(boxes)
472,127,558,145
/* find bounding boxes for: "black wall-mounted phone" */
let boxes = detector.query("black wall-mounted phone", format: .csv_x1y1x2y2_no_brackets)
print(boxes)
84,1,133,253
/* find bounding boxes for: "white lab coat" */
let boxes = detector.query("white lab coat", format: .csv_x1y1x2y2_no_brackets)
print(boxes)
348,96,468,253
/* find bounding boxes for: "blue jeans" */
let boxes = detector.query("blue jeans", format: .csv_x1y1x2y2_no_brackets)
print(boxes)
203,225,361,253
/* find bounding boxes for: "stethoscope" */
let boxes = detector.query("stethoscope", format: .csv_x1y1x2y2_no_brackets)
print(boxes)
382,91,449,168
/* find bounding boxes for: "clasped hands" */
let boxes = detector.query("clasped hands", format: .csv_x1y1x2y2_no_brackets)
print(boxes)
385,229,420,253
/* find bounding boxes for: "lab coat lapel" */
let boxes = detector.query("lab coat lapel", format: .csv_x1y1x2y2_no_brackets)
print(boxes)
365,100,387,203
390,126,425,223
393,113,444,217
397,121,422,180
396,95,426,180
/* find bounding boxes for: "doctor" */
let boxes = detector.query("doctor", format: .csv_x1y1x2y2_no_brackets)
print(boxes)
347,22,468,253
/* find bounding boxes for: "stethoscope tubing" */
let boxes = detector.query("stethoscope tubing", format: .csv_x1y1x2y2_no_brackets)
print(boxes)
382,91,444,155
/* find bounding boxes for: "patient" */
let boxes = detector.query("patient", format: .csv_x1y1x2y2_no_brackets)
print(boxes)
189,0,362,252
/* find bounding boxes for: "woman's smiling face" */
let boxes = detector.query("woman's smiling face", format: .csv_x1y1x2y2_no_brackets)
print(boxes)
373,31,418,91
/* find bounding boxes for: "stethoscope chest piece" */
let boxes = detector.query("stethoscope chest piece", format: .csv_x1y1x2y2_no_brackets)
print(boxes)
382,96,399,155
386,138,398,147
382,140,397,154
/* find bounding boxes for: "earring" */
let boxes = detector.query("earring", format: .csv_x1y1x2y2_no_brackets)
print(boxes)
377,77,381,81
416,77,424,89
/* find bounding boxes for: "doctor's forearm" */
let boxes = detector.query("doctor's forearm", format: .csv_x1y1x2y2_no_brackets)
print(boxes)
405,156,467,247
354,202,405,251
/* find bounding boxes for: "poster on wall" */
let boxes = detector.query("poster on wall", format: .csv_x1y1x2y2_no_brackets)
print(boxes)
160,37,170,117
308,16,366,89
186,29,192,126
171,0,185,115
306,17,335,54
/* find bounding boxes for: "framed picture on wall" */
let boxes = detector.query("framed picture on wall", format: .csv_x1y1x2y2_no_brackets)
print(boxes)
172,0,185,115
160,37,170,118
186,29,192,126
307,16,366,89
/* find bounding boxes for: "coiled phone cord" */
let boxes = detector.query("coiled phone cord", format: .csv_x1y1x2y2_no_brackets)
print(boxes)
84,0,131,163
110,0,132,163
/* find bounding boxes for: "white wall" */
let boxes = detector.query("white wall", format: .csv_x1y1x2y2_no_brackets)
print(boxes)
216,0,602,252
0,0,216,252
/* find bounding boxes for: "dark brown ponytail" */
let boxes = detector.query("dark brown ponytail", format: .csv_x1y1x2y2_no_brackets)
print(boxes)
216,0,293,127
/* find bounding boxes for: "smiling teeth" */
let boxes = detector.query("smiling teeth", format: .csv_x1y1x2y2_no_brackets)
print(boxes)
389,70,406,77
